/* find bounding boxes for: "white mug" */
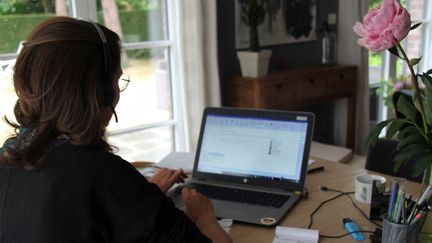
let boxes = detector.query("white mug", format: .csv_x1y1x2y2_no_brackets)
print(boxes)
354,174,386,203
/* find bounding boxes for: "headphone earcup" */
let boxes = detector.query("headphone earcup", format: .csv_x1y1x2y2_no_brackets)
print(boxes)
102,85,114,107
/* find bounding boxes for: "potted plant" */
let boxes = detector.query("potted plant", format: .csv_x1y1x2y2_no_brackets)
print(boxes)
237,0,272,78
354,0,432,239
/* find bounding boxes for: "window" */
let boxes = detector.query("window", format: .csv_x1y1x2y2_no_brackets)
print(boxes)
368,0,431,125
0,0,186,162
0,0,72,144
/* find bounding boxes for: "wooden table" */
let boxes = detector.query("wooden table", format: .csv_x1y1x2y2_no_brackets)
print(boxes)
229,160,421,243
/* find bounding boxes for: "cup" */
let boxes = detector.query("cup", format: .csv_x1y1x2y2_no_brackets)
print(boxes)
354,174,386,203
382,213,420,243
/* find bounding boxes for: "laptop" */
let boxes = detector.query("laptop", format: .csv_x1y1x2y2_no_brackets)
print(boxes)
170,107,314,226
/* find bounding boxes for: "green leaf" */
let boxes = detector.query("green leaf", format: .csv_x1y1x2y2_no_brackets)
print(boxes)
412,153,432,177
396,95,418,122
394,144,427,165
409,57,422,66
387,46,402,59
365,120,393,149
398,125,419,139
397,134,425,150
420,74,432,125
410,22,422,30
395,158,405,172
427,69,432,75
386,120,406,139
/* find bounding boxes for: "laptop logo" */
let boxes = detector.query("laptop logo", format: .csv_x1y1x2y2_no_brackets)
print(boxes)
243,178,248,183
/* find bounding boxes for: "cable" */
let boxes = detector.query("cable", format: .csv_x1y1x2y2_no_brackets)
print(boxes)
322,186,382,228
320,230,376,239
307,188,349,229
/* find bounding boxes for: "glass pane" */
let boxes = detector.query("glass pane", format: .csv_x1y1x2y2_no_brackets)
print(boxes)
368,51,383,85
0,0,71,145
107,126,174,162
0,0,71,54
96,0,168,42
108,47,173,131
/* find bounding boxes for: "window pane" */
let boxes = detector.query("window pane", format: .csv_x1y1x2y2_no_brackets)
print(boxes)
108,47,173,131
96,0,168,42
0,0,71,144
107,126,174,162
0,0,71,54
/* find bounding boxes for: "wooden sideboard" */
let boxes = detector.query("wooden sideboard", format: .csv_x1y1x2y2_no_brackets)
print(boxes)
226,65,357,149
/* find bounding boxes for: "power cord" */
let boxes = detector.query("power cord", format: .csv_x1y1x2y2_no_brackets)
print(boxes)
307,186,382,239
307,188,348,229
320,230,376,239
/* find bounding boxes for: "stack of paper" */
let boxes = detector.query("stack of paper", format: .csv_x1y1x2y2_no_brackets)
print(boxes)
157,152,195,173
310,141,353,164
272,226,319,243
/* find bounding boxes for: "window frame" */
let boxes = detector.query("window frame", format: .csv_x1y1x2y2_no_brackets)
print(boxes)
0,0,189,155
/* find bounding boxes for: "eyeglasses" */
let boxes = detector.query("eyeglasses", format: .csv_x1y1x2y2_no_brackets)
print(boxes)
119,74,130,92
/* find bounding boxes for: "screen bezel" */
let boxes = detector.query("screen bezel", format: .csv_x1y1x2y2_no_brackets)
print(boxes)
192,107,315,192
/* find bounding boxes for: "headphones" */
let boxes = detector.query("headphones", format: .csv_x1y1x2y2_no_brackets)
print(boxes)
81,19,118,122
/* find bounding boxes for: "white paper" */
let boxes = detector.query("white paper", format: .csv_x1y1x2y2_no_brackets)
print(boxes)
310,141,353,163
272,226,319,243
157,152,195,173
308,159,316,165
218,218,233,233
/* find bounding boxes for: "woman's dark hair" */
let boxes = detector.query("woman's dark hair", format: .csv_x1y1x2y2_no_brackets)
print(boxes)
0,16,121,168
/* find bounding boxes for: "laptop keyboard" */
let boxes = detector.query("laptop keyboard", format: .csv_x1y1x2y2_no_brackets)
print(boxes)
189,184,290,208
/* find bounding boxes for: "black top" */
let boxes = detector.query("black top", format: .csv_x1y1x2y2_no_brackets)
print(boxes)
0,142,211,243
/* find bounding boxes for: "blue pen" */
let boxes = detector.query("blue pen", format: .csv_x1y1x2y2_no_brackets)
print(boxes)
389,181,399,222
343,218,364,241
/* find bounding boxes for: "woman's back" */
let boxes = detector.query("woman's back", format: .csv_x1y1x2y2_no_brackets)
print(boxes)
0,141,209,243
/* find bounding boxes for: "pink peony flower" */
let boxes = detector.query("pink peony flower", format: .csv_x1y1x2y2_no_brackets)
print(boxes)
393,82,404,91
353,0,411,52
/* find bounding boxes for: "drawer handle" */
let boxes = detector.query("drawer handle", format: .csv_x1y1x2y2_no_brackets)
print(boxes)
309,78,315,83
275,84,283,89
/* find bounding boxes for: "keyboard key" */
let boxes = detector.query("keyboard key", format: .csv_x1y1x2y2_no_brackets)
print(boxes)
191,184,290,208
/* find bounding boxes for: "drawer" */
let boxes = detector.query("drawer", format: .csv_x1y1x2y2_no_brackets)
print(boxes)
260,78,298,108
326,70,356,95
296,75,326,99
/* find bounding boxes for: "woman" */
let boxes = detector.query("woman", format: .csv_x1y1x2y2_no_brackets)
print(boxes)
0,17,231,243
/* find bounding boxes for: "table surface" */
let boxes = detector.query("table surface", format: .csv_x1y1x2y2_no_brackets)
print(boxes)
228,160,422,243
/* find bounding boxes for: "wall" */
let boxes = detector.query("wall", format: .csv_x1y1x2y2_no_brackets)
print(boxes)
217,0,339,102
217,0,340,144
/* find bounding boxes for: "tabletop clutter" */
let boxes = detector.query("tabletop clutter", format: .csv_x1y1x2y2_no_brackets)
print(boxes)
380,178,431,243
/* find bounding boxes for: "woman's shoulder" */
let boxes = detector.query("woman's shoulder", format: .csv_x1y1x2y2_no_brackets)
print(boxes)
49,142,160,202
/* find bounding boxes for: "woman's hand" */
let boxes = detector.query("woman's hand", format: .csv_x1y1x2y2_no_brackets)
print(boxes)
149,168,186,192
181,188,232,243
181,188,215,223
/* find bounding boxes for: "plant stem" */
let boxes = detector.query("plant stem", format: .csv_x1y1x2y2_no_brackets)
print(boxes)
397,43,430,143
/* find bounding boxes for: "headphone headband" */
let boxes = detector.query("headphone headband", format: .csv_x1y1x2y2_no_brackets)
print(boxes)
79,18,118,122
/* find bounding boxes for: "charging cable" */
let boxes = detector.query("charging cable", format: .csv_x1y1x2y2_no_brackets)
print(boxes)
307,186,381,239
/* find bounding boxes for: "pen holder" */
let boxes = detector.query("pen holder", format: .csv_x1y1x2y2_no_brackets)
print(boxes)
382,213,420,243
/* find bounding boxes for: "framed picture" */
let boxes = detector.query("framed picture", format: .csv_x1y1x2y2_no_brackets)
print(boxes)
235,0,318,49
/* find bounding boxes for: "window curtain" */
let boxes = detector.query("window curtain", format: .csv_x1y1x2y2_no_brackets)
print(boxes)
335,0,370,154
178,0,221,150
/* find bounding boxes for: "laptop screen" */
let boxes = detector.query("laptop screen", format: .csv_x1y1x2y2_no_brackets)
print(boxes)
196,113,309,183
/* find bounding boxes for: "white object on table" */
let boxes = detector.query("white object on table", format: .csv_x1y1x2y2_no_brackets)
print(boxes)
157,152,195,173
272,226,319,243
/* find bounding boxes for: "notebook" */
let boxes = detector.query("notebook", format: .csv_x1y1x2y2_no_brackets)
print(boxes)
169,107,315,226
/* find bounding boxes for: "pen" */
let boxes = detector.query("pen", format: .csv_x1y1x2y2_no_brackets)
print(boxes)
307,166,324,174
409,212,425,226
389,181,399,222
